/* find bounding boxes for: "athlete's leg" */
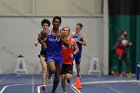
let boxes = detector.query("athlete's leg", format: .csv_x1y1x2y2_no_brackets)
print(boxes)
61,64,67,92
61,74,73,92
52,63,62,93
76,64,80,76
45,59,56,84
75,56,81,77
66,73,72,84
47,65,53,82
47,60,56,74
40,55,47,86
74,53,81,77
61,74,66,92
45,58,57,92
66,64,73,83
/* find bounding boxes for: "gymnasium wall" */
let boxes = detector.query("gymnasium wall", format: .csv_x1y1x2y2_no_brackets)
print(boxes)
0,16,103,74
0,0,104,74
0,0,102,15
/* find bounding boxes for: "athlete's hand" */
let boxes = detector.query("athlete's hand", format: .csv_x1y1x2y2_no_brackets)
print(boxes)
71,54,74,59
35,41,38,46
42,42,47,48
35,43,38,46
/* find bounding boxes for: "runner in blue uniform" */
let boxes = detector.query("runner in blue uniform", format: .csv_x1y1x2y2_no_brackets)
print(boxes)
38,16,69,93
35,19,50,91
71,23,87,77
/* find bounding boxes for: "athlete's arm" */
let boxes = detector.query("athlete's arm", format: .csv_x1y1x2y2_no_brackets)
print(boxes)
37,33,46,46
58,31,69,48
34,33,40,46
38,30,49,41
60,37,69,48
34,33,39,46
35,41,39,46
76,33,87,46
38,30,49,48
72,39,79,55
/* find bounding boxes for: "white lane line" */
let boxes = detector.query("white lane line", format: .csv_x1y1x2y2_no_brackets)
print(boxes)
0,83,37,93
71,84,81,93
70,80,140,93
1,80,138,93
81,80,140,85
37,83,78,93
37,86,41,93
37,84,53,93
67,84,77,93
0,86,8,93
32,74,35,93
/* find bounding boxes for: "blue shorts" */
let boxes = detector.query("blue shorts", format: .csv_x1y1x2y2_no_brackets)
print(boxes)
74,53,81,65
45,56,63,64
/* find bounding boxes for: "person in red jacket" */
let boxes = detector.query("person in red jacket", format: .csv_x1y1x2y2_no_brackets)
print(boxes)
115,29,132,77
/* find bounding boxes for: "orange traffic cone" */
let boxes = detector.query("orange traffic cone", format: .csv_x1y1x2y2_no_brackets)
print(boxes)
75,77,82,89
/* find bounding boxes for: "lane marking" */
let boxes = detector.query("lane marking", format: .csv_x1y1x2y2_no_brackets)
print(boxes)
32,74,35,93
0,83,39,93
37,84,53,93
70,80,140,93
71,84,81,93
81,80,140,85
1,79,139,93
0,86,8,93
37,83,78,93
